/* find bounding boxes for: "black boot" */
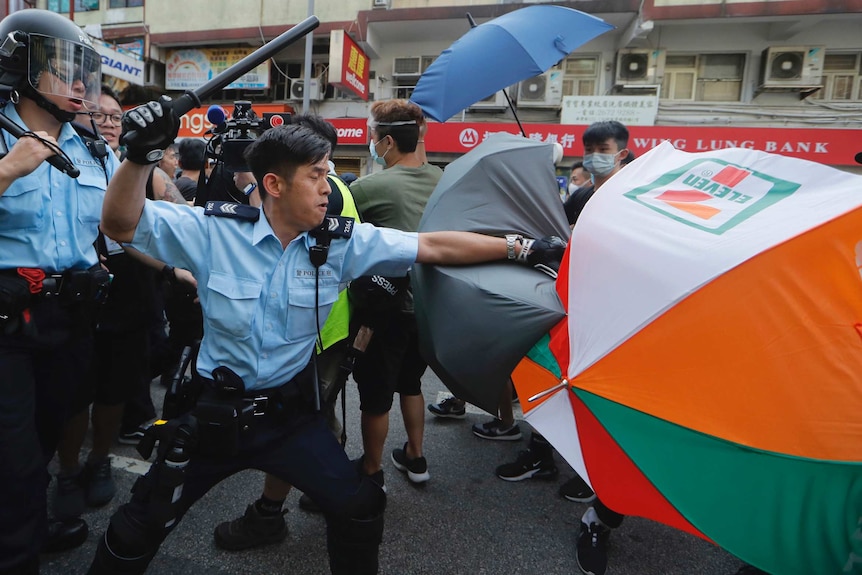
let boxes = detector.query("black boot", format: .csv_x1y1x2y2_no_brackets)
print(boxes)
44,518,88,553
326,512,385,575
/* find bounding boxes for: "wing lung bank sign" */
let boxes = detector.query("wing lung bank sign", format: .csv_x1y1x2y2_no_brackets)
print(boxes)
178,117,860,167
326,119,860,166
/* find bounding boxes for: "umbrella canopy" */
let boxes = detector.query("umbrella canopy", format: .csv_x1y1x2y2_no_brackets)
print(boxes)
513,141,862,575
412,133,570,414
410,5,614,123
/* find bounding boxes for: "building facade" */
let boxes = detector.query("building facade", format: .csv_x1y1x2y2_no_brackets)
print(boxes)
6,0,862,173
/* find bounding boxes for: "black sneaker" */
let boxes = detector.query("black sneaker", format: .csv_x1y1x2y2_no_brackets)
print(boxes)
472,418,522,441
495,450,558,482
391,442,430,484
117,425,147,445
576,521,610,575
53,470,85,521
427,397,466,419
213,504,288,551
84,457,116,507
44,518,88,553
559,475,596,503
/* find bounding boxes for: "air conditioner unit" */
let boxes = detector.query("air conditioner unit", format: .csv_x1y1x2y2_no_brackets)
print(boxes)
470,90,509,110
615,49,665,86
517,70,563,108
760,46,825,88
392,57,421,77
372,0,389,7
290,79,322,101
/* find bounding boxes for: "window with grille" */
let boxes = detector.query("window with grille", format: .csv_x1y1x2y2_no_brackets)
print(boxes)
660,53,744,102
560,55,598,96
810,53,861,101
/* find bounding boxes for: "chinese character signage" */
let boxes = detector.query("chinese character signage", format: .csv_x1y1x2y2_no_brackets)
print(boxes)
561,95,659,126
328,30,369,101
165,48,270,91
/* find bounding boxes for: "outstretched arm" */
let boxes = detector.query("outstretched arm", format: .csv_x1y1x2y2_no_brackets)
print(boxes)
417,231,566,277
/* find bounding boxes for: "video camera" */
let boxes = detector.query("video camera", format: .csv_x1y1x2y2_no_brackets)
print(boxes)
205,100,291,173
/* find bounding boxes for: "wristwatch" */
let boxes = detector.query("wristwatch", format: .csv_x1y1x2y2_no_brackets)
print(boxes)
505,234,522,260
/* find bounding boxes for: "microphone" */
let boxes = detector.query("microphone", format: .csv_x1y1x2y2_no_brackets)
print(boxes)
206,105,227,133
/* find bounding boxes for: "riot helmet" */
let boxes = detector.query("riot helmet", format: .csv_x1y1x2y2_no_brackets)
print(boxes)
0,9,101,121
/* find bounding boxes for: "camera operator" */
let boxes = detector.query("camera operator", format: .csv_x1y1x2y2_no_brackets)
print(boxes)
87,97,565,574
0,9,120,574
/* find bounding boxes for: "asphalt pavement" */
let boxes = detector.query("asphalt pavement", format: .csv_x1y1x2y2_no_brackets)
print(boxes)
43,370,745,575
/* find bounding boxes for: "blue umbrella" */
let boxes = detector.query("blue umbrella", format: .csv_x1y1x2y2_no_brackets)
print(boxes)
410,5,614,123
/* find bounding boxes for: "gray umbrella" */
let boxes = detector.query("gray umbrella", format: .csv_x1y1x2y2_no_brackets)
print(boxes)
412,133,570,414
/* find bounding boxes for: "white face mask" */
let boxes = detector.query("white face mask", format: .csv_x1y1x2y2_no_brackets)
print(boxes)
368,138,388,166
583,152,618,177
568,182,579,195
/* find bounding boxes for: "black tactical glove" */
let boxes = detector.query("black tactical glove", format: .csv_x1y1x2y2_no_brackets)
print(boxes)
120,95,181,165
516,235,567,278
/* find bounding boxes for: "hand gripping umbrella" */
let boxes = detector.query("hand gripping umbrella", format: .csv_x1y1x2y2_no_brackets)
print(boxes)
412,133,570,414
512,141,862,575
409,5,614,124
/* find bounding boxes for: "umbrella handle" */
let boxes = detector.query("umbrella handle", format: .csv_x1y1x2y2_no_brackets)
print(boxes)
527,380,568,403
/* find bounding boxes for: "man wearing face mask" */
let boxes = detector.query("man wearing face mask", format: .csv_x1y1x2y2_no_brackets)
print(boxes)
348,99,442,487
563,120,630,226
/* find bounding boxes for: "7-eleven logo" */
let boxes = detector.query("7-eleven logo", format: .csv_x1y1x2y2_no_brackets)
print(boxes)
624,159,800,234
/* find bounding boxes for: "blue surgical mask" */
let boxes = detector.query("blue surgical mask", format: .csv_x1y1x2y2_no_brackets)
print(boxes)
583,152,618,177
369,138,388,166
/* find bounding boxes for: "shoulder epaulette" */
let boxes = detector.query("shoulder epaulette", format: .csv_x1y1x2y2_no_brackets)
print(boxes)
204,201,260,222
312,215,355,239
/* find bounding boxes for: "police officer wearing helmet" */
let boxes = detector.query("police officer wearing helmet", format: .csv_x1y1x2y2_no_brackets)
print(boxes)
86,94,566,574
0,8,119,575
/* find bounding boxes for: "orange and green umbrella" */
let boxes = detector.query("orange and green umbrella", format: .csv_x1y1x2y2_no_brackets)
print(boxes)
514,142,862,575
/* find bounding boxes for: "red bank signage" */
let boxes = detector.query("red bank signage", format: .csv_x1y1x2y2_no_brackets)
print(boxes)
327,119,862,166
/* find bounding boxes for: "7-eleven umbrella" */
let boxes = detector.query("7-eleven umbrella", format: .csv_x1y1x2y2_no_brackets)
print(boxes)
512,141,862,575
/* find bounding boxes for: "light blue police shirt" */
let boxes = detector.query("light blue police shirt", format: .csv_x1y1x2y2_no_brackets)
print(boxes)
0,103,119,272
131,200,419,391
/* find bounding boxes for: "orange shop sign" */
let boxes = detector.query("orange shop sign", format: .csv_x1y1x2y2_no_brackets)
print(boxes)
175,103,295,139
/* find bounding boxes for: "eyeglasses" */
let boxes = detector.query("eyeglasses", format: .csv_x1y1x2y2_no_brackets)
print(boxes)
91,112,122,125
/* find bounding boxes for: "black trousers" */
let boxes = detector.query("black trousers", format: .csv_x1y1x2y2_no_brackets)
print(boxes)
90,408,384,574
0,299,94,572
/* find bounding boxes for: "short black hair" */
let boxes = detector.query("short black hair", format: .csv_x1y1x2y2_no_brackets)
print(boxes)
178,138,206,171
582,121,629,151
570,161,584,173
244,125,331,199
291,113,338,153
100,84,120,106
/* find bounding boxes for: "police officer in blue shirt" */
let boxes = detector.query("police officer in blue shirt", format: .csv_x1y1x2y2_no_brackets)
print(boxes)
87,97,565,575
0,9,120,575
